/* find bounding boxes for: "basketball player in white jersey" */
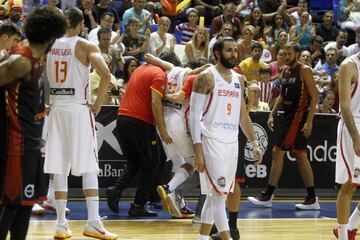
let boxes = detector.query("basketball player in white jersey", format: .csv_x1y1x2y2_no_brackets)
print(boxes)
144,53,210,217
189,36,262,240
44,7,117,240
333,53,360,240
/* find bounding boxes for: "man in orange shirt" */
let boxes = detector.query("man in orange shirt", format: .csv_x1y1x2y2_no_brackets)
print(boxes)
106,63,172,216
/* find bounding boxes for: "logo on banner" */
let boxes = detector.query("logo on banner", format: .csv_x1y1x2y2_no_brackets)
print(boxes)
244,123,268,162
96,120,122,155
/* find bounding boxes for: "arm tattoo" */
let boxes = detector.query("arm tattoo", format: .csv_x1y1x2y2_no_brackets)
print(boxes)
193,72,210,94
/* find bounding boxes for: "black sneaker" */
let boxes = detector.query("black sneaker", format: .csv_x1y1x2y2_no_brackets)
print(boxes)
247,191,273,208
156,185,171,214
106,186,121,213
211,227,240,240
128,203,158,217
295,196,320,210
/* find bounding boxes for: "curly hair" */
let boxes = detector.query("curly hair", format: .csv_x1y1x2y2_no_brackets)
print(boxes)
24,6,67,45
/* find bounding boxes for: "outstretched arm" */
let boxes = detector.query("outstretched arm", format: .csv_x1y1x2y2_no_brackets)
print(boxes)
144,53,174,72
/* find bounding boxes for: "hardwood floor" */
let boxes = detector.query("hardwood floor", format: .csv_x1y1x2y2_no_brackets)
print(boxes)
25,218,340,239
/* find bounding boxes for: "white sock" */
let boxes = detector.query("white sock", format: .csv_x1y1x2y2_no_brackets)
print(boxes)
86,196,100,222
349,207,360,230
198,234,208,240
47,179,54,203
338,224,348,240
168,167,189,192
55,199,67,225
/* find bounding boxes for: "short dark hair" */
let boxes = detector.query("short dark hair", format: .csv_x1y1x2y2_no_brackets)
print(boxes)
0,22,21,37
159,51,181,66
285,42,301,53
251,41,263,51
24,6,67,45
185,57,208,69
212,36,235,60
101,11,114,20
64,7,84,29
311,35,324,44
97,27,111,40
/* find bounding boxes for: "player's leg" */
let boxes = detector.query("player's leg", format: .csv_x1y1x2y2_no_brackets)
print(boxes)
9,206,32,240
0,205,18,239
53,174,71,239
198,195,214,239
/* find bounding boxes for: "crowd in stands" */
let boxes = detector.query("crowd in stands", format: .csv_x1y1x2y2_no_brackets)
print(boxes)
1,0,355,115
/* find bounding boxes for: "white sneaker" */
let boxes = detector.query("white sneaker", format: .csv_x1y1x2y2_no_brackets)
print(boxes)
83,219,118,240
167,192,182,218
247,193,273,208
54,221,72,239
295,197,320,210
42,199,71,214
32,203,45,215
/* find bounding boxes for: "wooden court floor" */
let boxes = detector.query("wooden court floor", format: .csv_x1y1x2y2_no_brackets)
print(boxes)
25,218,341,239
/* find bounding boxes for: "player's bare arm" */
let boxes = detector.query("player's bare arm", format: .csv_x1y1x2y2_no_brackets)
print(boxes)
301,65,318,138
0,55,32,87
238,75,263,165
190,71,214,172
152,90,173,144
86,41,111,116
339,59,360,156
144,53,174,73
165,91,186,104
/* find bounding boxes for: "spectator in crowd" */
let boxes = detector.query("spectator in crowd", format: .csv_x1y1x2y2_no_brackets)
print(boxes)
290,0,312,25
303,35,326,68
258,65,279,109
325,30,349,65
122,17,150,61
106,60,172,217
122,0,152,35
269,30,288,61
149,16,175,56
237,25,256,63
160,0,178,34
176,8,199,44
314,47,339,78
209,22,233,60
347,27,360,56
183,27,209,64
98,27,124,74
316,90,336,114
0,2,24,27
78,0,98,30
340,0,360,32
244,6,266,41
92,0,120,31
269,48,286,81
299,50,312,67
193,0,223,25
270,13,289,42
316,11,339,43
329,71,340,112
235,0,257,17
239,41,267,82
121,57,140,89
0,22,21,57
289,11,316,49
210,3,242,39
247,80,270,111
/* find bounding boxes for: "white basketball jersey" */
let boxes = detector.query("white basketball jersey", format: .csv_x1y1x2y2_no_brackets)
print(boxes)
201,66,242,143
163,67,188,116
47,36,91,105
340,55,360,119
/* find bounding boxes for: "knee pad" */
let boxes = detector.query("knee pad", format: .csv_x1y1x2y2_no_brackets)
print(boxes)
82,172,98,190
53,174,68,192
211,195,229,233
200,196,214,225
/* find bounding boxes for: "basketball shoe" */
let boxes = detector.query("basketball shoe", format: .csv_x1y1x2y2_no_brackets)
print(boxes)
54,221,72,239
333,227,357,240
295,197,320,210
83,219,118,240
157,185,172,214
247,192,273,208
42,199,71,214
32,203,45,215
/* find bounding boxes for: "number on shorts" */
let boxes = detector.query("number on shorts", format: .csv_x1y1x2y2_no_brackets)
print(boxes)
55,61,68,83
227,103,232,115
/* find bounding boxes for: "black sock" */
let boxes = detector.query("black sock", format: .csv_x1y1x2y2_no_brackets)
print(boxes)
228,212,238,229
264,185,276,197
306,187,316,198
